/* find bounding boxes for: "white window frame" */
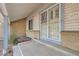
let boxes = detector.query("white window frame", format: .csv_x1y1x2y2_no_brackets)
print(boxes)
27,16,33,31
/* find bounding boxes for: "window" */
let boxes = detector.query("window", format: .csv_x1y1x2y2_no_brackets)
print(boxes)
50,11,53,19
55,7,59,18
41,11,47,23
28,19,33,30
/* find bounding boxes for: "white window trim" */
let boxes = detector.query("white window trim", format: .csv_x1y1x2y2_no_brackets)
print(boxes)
27,16,33,31
58,4,64,44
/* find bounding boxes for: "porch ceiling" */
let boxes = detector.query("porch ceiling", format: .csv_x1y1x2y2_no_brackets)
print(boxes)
5,3,44,21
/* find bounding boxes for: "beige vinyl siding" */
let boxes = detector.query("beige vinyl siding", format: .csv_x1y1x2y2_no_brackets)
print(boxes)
64,3,79,31
61,31,79,52
26,19,40,39
61,3,79,52
26,11,40,39
11,18,26,37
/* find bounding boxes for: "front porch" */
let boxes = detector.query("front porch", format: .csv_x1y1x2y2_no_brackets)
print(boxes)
13,39,79,56
0,3,79,56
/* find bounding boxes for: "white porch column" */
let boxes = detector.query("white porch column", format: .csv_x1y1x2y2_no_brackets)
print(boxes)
0,3,10,56
3,15,10,56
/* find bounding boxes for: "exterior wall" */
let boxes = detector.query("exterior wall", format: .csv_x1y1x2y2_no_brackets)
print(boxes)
61,32,79,52
33,31,40,39
26,18,40,39
26,30,40,39
10,18,26,37
9,3,79,52
26,4,53,39
61,4,79,52
64,3,79,31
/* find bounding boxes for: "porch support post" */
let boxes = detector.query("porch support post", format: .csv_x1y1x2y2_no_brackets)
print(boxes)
3,15,9,56
0,3,9,56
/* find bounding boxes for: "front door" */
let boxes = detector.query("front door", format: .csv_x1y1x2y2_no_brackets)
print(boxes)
40,11,48,40
48,5,60,42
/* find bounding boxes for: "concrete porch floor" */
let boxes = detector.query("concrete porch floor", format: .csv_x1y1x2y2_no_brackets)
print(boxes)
13,39,79,56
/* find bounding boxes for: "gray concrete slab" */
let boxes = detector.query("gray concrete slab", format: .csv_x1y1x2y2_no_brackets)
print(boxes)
13,40,77,56
13,46,22,56
39,39,79,56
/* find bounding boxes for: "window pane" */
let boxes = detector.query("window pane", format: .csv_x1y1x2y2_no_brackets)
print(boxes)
55,7,59,18
41,11,47,23
51,11,53,19
29,19,33,30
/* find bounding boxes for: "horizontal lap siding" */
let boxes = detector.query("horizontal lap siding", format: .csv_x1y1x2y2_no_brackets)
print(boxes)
64,4,79,31
61,32,79,52
61,4,79,52
33,31,40,39
26,20,40,39
11,19,26,37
